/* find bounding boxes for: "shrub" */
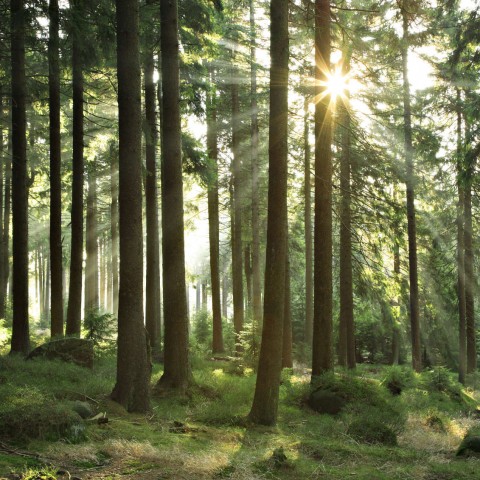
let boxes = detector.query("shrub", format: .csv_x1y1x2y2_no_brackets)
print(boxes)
348,416,397,446
421,367,462,400
381,365,416,395
83,309,116,348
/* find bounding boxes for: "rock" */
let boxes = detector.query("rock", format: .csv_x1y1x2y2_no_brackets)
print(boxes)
72,401,93,419
456,435,480,456
308,389,346,415
27,338,94,369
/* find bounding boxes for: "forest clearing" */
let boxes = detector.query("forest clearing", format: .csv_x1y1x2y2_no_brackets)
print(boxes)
1,0,480,478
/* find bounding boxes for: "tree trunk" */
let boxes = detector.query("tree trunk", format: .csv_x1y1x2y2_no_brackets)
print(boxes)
111,0,150,412
244,244,253,314
222,274,228,320
49,0,63,338
144,25,162,357
304,96,313,346
110,146,119,316
250,0,262,336
207,76,224,354
338,58,355,369
2,122,11,313
282,239,293,369
231,44,244,355
401,9,422,372
156,0,191,392
10,0,30,354
248,0,288,425
464,166,476,373
312,0,333,376
0,92,5,321
85,171,98,315
456,90,466,384
66,0,84,336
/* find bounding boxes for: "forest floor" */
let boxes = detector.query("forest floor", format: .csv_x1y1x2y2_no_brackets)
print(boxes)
1,351,480,480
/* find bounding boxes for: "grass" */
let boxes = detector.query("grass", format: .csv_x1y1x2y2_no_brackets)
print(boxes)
0,354,479,479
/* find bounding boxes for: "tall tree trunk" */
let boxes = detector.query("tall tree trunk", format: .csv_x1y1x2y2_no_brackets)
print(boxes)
248,0,288,425
156,0,191,391
222,273,228,319
312,0,333,376
231,44,244,355
10,0,30,354
144,24,162,357
85,172,98,315
244,244,253,314
250,0,262,336
2,123,11,313
99,236,106,309
282,238,293,369
207,76,224,354
110,147,119,316
111,0,150,412
49,0,63,337
465,165,476,373
338,57,355,369
304,96,313,346
401,9,422,372
0,92,5,321
456,90,466,384
66,0,84,336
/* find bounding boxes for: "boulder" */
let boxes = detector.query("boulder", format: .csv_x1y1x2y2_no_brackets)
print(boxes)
456,435,480,456
308,389,346,415
27,338,94,369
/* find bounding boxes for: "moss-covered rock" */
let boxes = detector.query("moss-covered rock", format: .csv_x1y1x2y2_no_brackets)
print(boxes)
27,338,94,369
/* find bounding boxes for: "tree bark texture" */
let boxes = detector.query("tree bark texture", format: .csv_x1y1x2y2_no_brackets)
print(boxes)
66,0,84,336
249,0,288,425
10,0,30,354
156,0,192,391
401,10,422,372
144,29,162,357
111,0,151,412
49,0,64,338
312,0,333,376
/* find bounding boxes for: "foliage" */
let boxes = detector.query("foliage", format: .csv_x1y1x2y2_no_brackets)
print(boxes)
83,309,117,348
347,416,398,446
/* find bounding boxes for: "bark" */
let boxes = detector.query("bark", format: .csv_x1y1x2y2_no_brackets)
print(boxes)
144,26,162,357
0,92,5,320
231,43,244,355
222,274,228,319
156,0,192,391
85,171,98,315
49,0,63,337
206,77,224,354
338,59,355,369
248,0,288,425
250,0,262,334
111,0,150,412
66,0,84,336
10,0,30,354
401,10,422,372
456,90,466,384
282,240,293,369
244,244,253,314
304,97,313,345
110,148,119,316
2,125,11,310
312,0,333,376
465,168,476,373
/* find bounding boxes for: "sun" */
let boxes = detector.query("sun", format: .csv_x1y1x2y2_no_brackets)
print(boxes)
325,66,349,101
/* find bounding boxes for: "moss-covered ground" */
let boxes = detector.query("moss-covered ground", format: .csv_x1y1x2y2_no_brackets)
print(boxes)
1,354,480,479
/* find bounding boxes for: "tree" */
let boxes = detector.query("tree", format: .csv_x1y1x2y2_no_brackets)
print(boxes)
248,0,288,425
206,68,224,354
143,0,162,358
400,4,422,372
85,170,99,315
156,0,192,391
10,0,30,355
48,0,63,338
312,0,333,377
111,0,150,412
66,0,85,336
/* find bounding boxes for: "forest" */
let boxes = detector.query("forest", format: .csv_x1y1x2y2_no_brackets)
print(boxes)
1,0,480,478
